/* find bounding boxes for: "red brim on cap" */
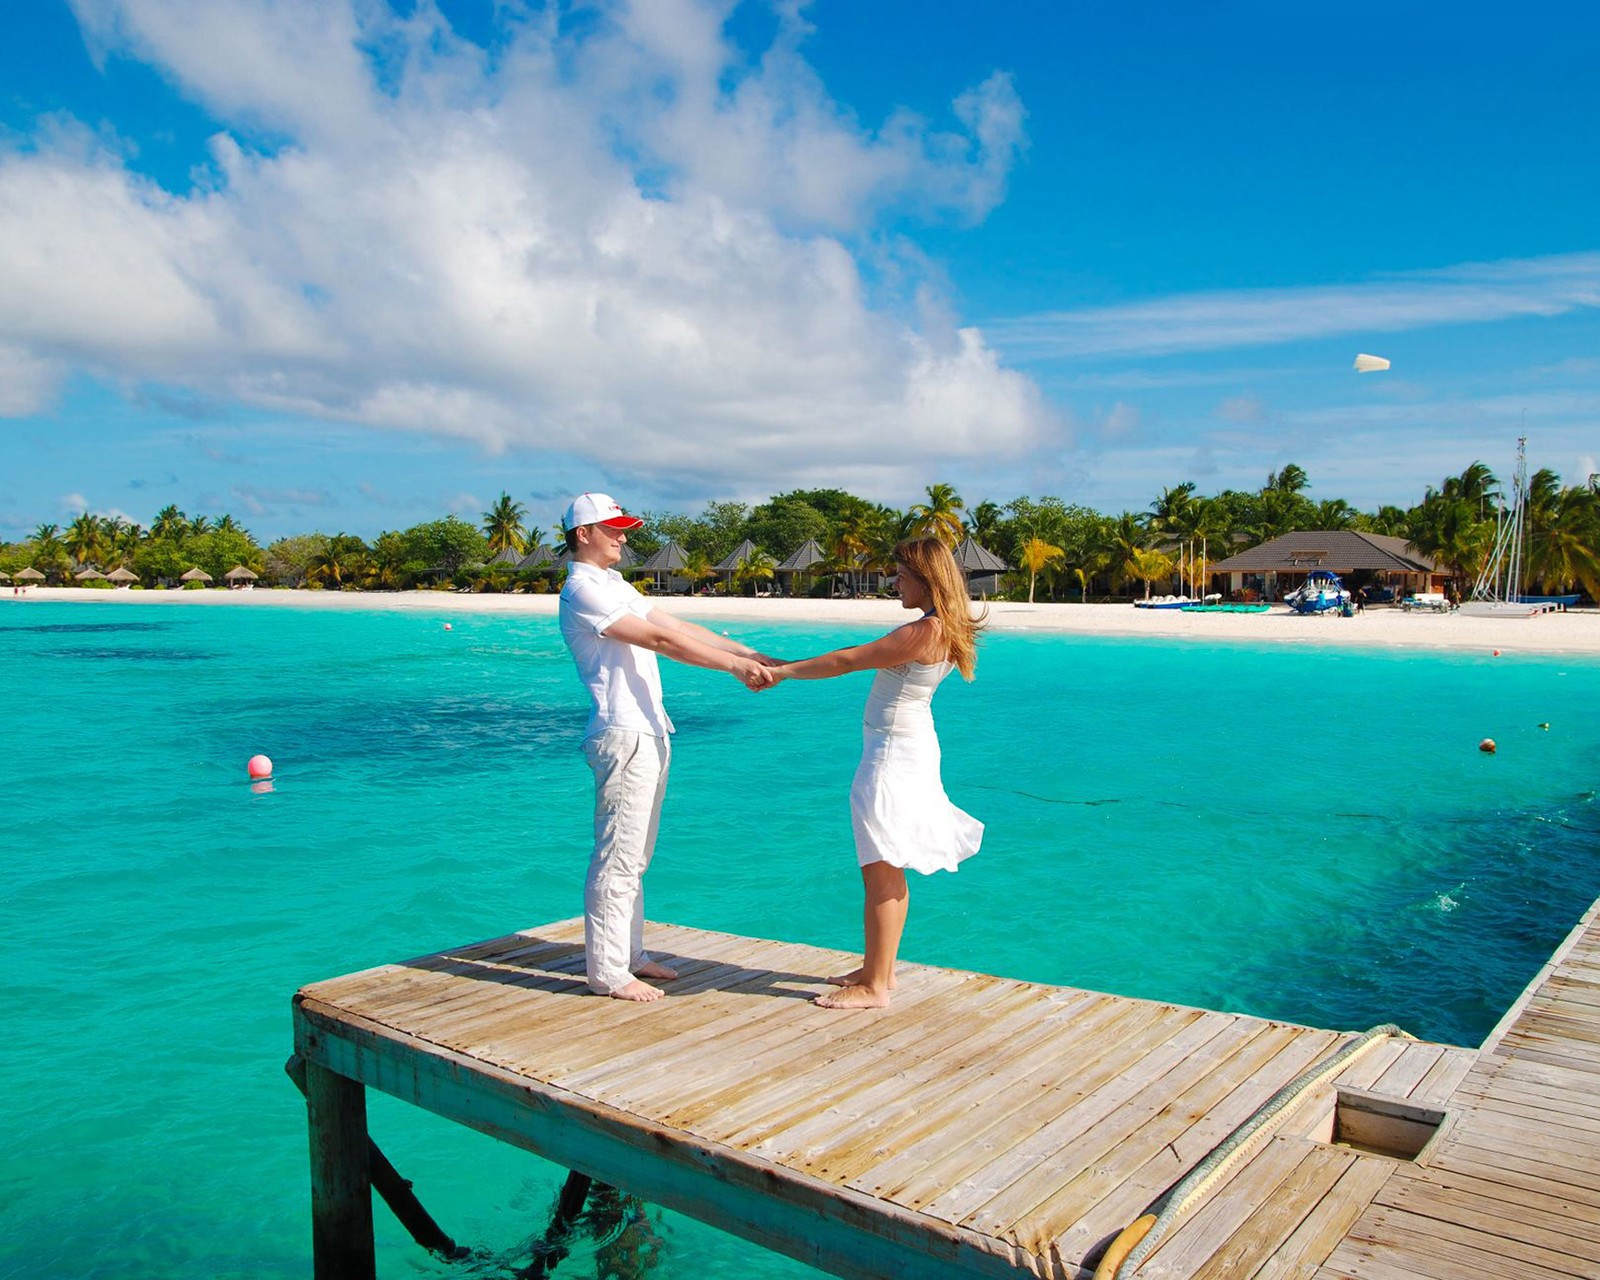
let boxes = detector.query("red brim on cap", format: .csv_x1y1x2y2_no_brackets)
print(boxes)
599,515,644,530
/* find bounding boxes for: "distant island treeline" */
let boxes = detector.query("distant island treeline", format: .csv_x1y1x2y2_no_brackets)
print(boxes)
5,462,1598,603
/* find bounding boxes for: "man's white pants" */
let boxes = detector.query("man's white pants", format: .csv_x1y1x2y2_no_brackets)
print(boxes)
582,729,671,994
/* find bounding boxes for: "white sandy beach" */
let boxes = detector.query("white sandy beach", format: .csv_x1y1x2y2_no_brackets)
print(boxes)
10,585,1600,657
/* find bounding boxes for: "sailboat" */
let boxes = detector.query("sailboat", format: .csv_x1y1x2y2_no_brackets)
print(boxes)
1459,437,1577,616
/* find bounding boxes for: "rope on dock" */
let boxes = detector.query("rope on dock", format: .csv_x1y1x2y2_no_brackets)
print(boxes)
1092,1023,1411,1280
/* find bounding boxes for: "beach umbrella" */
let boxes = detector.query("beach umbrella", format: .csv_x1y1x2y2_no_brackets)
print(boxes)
180,567,214,583
74,567,107,581
14,566,45,582
106,567,139,584
0,570,10,581
224,565,259,582
1353,353,1391,373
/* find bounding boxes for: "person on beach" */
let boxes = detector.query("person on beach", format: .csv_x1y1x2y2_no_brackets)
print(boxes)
560,492,777,1002
766,536,984,1009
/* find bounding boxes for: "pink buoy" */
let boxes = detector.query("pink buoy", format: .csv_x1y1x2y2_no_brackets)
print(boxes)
1478,738,1496,755
1492,649,1501,657
247,753,273,780
444,623,453,631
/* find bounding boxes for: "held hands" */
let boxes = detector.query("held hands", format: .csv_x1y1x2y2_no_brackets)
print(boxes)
731,657,779,691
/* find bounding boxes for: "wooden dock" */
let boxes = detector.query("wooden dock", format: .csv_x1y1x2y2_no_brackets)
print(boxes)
293,898,1600,1279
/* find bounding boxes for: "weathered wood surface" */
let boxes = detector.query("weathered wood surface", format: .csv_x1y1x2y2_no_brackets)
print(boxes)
1317,897,1600,1280
294,898,1600,1279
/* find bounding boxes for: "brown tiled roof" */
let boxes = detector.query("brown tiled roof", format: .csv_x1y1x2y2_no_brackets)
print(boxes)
1210,530,1440,573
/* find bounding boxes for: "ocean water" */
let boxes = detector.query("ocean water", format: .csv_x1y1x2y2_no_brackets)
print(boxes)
4,601,1598,1280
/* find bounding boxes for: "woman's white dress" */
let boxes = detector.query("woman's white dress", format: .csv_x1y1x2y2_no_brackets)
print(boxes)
850,659,983,874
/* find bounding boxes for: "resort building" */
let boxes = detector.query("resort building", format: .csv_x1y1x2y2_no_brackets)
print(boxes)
1210,530,1446,602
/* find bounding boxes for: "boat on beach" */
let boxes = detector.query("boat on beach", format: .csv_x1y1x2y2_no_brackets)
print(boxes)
1284,570,1350,615
1460,437,1577,617
1134,593,1220,610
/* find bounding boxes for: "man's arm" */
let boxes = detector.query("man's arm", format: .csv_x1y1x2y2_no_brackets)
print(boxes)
605,612,773,687
646,608,780,664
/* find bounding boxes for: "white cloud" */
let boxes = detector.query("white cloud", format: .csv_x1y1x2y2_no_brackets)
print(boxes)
0,0,1050,495
990,252,1600,360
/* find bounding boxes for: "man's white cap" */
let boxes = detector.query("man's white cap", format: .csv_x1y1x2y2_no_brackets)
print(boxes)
563,492,644,532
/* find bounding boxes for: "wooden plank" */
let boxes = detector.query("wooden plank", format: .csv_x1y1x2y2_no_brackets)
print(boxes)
1250,1155,1397,1280
683,974,1037,1145
1482,900,1600,1053
1134,1137,1339,1280
1426,1142,1600,1211
1378,1176,1600,1257
974,1024,1345,1252
867,1001,1228,1211
725,983,1108,1177
1026,1027,1352,1261
1338,1202,1595,1279
293,997,1031,1280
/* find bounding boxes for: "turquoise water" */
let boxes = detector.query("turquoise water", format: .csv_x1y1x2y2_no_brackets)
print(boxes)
4,601,1598,1279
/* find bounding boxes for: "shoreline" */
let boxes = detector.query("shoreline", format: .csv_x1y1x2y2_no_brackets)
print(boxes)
10,586,1600,656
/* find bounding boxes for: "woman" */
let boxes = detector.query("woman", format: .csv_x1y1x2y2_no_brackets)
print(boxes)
771,536,984,1008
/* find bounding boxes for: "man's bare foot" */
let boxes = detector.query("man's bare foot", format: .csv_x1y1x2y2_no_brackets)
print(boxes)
825,967,895,989
814,983,891,1009
635,960,679,981
609,979,664,1002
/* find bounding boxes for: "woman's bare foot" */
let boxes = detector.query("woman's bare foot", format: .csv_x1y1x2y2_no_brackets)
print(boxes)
609,979,664,1002
814,983,891,1009
826,966,895,989
635,960,679,981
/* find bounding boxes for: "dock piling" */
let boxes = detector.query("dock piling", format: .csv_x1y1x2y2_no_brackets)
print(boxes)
304,1058,376,1280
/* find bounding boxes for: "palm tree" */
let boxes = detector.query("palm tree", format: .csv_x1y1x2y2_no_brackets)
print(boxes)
1128,546,1176,599
1017,536,1064,604
65,511,105,567
305,534,371,589
150,506,187,540
188,514,212,537
482,492,528,555
1526,471,1600,598
1310,499,1358,530
682,550,715,593
214,514,242,535
1147,482,1197,535
967,500,1004,546
31,522,62,552
907,483,965,547
1266,463,1309,494
1407,495,1491,593
830,501,878,596
1105,512,1152,597
732,548,777,596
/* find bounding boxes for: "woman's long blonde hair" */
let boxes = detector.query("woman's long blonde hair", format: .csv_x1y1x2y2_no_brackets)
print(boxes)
894,536,986,680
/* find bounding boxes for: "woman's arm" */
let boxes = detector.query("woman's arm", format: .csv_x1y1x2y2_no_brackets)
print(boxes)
776,617,941,682
647,608,776,662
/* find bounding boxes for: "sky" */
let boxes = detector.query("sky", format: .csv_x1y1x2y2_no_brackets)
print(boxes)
1,0,1598,542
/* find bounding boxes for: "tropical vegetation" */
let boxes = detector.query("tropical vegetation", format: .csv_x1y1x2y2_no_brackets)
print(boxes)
3,468,1598,603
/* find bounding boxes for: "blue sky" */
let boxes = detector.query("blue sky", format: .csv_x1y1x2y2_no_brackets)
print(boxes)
1,0,1597,542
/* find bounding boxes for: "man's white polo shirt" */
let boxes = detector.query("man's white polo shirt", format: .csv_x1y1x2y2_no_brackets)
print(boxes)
559,560,675,742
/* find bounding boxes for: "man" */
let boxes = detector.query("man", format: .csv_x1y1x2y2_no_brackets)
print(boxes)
559,492,775,1002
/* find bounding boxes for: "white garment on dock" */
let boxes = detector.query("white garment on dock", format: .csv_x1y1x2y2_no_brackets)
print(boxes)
850,660,983,875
